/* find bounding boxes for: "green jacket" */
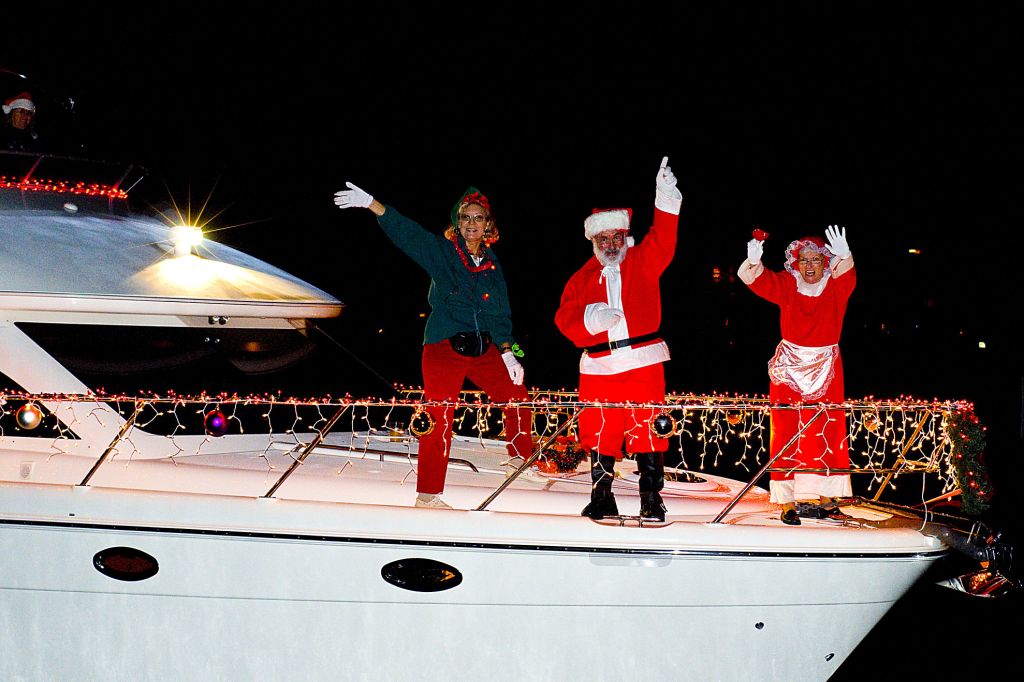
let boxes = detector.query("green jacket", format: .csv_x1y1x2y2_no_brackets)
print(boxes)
378,206,515,346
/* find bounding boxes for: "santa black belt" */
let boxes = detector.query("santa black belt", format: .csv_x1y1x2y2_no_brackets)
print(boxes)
582,332,662,355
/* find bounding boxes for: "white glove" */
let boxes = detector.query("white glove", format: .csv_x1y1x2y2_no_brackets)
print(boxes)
654,156,683,214
502,351,524,386
584,303,625,334
746,238,763,265
333,182,373,209
824,225,851,259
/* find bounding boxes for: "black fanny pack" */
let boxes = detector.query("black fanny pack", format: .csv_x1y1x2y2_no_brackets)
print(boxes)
449,331,492,357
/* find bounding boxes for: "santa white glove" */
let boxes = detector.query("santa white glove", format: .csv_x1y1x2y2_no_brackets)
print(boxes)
654,156,683,215
502,351,524,386
333,182,373,209
825,225,851,259
746,238,763,265
584,303,625,334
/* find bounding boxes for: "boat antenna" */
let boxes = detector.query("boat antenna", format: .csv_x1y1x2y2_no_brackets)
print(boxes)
308,321,400,397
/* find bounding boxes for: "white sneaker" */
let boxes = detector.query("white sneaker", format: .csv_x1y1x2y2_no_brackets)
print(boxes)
415,493,453,509
504,461,549,481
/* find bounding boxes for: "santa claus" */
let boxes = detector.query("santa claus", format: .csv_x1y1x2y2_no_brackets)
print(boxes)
555,157,682,521
739,226,856,525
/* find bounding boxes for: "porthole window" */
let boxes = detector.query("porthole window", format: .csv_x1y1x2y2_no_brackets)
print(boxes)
93,547,159,582
381,558,463,592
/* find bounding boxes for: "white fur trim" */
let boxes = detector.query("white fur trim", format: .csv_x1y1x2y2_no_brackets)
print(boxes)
792,270,831,297
3,98,34,114
794,473,853,498
584,209,630,239
769,479,795,504
579,340,669,375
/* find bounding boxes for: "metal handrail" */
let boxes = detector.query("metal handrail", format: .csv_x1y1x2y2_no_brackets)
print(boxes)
262,405,350,498
711,407,827,524
79,401,148,486
475,407,582,511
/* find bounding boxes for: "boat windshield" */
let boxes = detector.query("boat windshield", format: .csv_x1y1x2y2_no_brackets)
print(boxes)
16,321,363,399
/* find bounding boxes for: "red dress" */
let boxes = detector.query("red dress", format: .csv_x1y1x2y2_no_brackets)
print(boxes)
748,266,856,501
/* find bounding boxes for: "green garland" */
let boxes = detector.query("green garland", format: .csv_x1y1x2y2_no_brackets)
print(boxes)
543,436,588,473
946,406,992,515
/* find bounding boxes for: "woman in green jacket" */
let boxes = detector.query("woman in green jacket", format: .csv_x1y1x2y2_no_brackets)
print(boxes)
334,182,531,508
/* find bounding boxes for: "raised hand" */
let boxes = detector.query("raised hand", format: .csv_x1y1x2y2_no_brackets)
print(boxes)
824,225,851,259
333,182,373,210
654,156,683,214
746,238,763,265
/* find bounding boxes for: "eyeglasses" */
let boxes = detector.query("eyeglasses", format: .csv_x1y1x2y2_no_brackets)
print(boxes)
798,257,824,266
458,214,490,225
595,234,626,247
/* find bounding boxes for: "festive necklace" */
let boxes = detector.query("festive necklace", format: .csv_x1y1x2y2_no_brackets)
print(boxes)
452,239,494,272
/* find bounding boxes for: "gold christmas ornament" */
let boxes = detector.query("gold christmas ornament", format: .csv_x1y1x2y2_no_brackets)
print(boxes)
16,403,44,430
409,410,436,437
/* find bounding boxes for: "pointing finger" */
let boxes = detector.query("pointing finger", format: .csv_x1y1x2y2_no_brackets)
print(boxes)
660,156,668,170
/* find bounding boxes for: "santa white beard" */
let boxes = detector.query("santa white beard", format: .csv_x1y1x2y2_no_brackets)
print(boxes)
594,241,629,267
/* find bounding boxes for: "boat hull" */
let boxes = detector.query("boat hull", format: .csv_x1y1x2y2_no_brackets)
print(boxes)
1,484,943,682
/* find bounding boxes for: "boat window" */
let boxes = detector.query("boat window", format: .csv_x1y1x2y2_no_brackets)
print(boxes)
15,322,360,397
16,322,370,437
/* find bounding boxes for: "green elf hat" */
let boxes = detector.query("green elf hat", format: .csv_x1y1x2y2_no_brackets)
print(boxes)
450,186,493,228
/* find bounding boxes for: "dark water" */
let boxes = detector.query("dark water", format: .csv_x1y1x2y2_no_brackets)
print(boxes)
834,579,1021,680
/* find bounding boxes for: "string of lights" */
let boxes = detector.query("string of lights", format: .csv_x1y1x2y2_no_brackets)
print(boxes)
1,389,986,507
0,175,129,199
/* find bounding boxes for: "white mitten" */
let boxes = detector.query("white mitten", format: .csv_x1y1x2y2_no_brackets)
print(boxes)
746,238,763,265
654,156,683,214
333,182,373,209
584,303,625,334
825,225,851,259
502,352,524,386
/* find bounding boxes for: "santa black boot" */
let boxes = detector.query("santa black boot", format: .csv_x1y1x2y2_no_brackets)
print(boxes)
581,453,619,519
636,452,667,521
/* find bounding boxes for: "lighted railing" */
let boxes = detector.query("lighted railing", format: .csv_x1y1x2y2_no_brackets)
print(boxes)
2,390,986,518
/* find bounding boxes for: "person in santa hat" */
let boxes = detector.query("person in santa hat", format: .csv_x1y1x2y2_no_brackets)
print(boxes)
555,156,682,521
333,182,531,509
2,92,42,153
739,226,855,525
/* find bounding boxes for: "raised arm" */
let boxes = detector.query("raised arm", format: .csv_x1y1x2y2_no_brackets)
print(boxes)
333,181,446,275
636,156,682,273
825,224,854,278
334,182,386,217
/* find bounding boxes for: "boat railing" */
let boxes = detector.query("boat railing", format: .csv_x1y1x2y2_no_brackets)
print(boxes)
3,390,981,520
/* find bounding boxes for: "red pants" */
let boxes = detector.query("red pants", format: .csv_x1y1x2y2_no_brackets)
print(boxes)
578,364,668,459
418,340,532,494
768,358,849,481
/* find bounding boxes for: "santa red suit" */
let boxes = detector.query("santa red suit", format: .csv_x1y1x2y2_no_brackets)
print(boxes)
555,157,682,520
740,235,856,504
555,206,677,456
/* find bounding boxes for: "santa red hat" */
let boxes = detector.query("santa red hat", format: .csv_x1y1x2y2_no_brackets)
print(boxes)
584,208,632,239
3,92,35,115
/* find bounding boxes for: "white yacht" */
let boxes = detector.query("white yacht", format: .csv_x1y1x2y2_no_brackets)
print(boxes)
1,146,992,681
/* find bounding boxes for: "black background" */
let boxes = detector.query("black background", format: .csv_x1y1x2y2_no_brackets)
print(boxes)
6,5,1021,677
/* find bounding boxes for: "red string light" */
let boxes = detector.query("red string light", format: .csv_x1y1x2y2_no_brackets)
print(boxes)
0,175,129,199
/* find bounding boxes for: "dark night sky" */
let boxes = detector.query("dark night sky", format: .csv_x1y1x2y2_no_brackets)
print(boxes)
10,5,1019,474
5,7,1021,671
